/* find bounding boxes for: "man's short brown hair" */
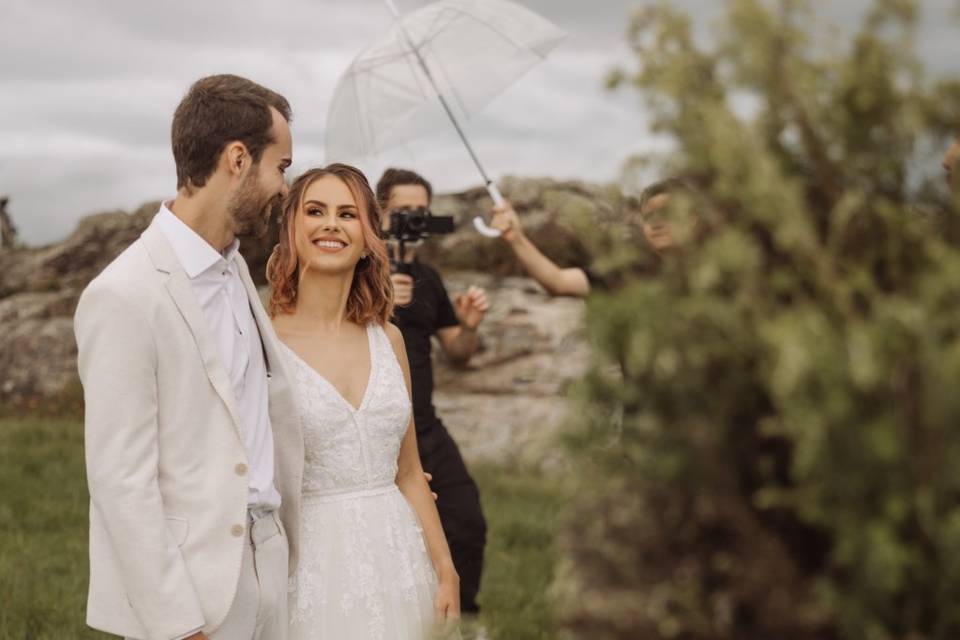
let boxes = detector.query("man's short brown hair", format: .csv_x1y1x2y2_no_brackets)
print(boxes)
375,168,433,210
171,74,292,191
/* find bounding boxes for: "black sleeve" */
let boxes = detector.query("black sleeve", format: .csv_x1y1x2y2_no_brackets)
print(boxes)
581,265,607,292
425,265,459,331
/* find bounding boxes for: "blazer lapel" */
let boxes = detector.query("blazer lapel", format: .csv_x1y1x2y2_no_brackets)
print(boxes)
233,254,297,426
234,252,304,572
141,223,245,440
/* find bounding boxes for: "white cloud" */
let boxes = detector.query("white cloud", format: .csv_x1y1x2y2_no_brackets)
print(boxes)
1,0,956,244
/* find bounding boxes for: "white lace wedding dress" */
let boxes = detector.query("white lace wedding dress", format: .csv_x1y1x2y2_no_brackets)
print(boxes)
283,324,439,639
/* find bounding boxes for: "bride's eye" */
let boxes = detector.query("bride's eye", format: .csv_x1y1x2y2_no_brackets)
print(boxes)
306,208,321,216
340,210,357,219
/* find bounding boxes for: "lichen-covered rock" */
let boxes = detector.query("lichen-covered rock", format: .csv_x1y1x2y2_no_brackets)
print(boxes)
0,202,157,408
432,272,589,470
1,181,603,467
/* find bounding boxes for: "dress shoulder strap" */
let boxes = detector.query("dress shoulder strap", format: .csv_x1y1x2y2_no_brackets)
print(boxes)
369,323,401,372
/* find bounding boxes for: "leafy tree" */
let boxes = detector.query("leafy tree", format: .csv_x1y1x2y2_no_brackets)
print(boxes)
555,1,960,638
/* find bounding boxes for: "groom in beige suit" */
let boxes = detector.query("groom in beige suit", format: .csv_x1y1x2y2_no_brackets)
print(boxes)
74,75,303,640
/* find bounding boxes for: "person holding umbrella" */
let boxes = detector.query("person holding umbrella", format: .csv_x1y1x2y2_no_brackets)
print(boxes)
489,178,707,297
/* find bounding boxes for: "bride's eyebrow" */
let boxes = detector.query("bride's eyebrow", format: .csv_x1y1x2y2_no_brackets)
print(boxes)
303,200,358,211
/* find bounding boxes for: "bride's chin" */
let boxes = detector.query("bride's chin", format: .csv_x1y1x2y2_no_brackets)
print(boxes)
301,257,359,277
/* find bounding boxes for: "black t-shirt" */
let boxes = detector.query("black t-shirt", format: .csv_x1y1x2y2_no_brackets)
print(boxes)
391,260,459,438
581,265,608,292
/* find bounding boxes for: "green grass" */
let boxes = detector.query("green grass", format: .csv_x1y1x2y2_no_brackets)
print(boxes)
0,417,567,640
473,466,570,640
0,416,109,639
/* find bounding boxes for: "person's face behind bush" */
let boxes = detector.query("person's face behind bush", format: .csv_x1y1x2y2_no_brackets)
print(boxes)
640,192,699,254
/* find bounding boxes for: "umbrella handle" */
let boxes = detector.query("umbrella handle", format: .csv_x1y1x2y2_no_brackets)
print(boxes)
487,182,505,208
473,182,504,238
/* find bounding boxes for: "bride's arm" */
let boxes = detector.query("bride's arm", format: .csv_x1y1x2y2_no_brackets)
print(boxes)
385,322,461,622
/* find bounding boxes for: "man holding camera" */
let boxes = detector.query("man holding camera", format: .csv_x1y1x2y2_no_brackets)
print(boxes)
376,168,489,614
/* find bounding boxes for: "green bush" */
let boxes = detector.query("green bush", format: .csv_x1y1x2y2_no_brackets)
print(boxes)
557,1,960,638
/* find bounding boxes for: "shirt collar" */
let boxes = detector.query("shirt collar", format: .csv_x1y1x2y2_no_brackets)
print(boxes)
155,202,241,279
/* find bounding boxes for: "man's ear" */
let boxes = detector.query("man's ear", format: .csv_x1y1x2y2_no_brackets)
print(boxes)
224,142,248,177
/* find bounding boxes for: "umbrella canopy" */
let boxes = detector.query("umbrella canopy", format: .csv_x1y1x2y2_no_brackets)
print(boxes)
325,0,566,163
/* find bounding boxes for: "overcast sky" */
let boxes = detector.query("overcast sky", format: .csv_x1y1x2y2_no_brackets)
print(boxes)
1,0,957,245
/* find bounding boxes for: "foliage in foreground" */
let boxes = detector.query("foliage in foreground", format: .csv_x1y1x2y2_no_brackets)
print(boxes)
557,1,960,638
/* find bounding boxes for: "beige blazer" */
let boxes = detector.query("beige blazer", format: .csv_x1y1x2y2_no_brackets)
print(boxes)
74,220,303,640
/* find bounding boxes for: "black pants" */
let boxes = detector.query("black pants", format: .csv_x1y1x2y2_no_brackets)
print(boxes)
418,421,487,613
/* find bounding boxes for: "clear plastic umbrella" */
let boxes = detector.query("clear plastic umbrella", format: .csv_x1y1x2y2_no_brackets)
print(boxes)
325,0,565,236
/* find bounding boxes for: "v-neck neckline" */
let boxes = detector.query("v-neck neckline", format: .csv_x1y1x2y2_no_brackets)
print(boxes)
282,325,376,413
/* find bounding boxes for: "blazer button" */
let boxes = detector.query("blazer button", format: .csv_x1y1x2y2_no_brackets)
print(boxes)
235,463,248,476
231,524,245,537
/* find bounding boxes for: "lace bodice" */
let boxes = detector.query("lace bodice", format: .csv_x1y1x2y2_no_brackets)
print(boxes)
282,324,412,497
284,324,441,639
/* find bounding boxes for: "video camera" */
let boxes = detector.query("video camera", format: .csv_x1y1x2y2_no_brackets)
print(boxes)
384,206,455,274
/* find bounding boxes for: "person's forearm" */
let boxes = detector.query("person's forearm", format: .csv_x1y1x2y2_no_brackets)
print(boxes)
397,467,458,582
444,325,478,364
510,235,588,296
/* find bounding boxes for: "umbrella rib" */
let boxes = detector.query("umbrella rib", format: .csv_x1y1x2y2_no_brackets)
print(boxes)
403,6,479,121
368,66,428,103
403,43,431,105
329,0,564,159
444,6,546,57
420,39,468,122
352,47,419,70
345,29,446,74
348,4,555,74
350,73,375,156
420,5,455,46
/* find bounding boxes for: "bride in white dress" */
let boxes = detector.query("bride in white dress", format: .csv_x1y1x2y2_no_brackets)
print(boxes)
267,164,461,639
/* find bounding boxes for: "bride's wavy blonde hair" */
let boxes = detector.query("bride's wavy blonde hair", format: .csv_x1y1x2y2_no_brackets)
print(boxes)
266,164,394,324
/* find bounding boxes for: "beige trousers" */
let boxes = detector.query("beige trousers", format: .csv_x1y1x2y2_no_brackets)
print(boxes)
211,510,289,640
126,510,289,640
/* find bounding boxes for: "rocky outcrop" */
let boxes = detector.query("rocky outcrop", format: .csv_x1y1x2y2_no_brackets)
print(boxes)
0,178,618,466
431,272,588,470
0,201,158,405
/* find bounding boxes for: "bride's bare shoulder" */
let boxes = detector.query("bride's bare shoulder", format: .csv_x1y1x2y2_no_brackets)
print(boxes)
383,322,403,344
382,323,408,364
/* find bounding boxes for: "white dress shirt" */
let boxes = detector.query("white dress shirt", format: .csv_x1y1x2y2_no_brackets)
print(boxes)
156,203,281,513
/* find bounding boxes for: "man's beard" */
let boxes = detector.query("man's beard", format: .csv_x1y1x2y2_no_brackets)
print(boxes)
228,170,282,240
